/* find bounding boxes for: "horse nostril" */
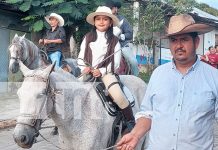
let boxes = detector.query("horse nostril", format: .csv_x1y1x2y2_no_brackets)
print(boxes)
21,135,26,143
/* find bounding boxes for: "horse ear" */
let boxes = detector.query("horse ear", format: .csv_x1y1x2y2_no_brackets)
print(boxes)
20,34,26,40
14,34,18,38
19,60,31,77
42,63,55,78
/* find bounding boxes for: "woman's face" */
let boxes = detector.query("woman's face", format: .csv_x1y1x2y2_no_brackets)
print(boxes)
94,15,112,32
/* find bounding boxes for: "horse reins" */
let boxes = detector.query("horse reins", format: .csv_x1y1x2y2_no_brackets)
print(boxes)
16,73,65,149
77,44,126,79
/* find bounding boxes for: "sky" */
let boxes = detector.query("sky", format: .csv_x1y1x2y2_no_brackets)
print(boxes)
196,0,218,9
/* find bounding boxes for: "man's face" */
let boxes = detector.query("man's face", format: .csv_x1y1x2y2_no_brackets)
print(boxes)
111,7,118,15
169,33,199,64
49,17,59,27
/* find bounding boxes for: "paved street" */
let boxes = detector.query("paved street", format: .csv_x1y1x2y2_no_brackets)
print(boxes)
0,127,59,150
0,93,59,150
1,93,218,149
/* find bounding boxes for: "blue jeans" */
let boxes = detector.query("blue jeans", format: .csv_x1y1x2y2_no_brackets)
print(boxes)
48,51,62,68
122,43,139,76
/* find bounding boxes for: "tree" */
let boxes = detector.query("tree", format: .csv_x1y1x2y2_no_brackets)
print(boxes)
4,0,105,32
121,0,197,74
196,3,218,17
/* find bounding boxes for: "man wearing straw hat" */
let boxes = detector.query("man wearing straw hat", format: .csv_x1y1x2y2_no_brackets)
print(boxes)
39,13,66,68
116,14,218,150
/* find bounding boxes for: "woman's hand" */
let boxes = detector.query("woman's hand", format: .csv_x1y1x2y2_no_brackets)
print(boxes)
91,69,102,77
82,67,92,74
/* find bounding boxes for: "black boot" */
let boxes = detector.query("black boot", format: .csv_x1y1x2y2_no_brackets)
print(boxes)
121,104,135,133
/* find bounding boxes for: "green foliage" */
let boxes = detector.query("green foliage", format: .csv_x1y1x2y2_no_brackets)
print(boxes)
196,3,218,17
138,72,151,83
31,1,41,6
165,0,197,14
4,0,105,32
4,0,22,4
33,20,44,32
19,0,32,12
42,0,64,7
136,1,165,46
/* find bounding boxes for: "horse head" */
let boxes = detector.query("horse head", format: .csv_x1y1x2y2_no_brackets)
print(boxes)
13,61,55,148
9,34,27,73
9,34,46,73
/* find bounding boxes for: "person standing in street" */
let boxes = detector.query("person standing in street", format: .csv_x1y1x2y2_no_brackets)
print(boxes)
201,46,218,69
39,13,66,68
116,14,218,150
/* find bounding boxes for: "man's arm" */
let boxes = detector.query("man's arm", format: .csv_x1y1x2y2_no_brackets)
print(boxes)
44,39,63,44
120,17,133,41
116,117,151,150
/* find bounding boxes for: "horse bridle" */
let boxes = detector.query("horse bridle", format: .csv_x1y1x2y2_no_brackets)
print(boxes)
9,43,25,61
16,73,65,149
9,42,36,67
16,74,51,137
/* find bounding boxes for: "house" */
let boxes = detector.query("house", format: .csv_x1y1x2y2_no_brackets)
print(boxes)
134,6,218,66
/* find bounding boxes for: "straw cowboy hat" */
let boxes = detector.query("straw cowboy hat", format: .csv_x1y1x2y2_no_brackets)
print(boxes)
165,14,214,37
45,13,64,27
86,6,119,26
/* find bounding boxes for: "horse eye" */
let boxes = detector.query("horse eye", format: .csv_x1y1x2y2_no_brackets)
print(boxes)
37,90,46,97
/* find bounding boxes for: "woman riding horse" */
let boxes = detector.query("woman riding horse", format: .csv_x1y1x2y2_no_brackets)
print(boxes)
77,6,135,132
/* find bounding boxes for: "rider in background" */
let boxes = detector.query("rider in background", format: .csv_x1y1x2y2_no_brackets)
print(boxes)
39,13,66,68
105,0,139,76
78,6,136,132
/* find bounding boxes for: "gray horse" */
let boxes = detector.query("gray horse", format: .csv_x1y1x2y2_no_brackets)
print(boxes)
13,61,147,150
8,34,48,73
8,34,79,76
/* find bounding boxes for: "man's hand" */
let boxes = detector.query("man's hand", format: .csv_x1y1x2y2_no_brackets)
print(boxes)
91,69,102,77
120,34,125,41
43,39,51,45
39,39,44,45
116,133,139,150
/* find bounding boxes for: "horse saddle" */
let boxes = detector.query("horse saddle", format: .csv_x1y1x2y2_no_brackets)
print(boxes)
94,80,135,116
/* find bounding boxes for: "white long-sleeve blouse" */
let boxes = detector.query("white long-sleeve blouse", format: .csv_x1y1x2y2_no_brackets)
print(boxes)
78,30,121,76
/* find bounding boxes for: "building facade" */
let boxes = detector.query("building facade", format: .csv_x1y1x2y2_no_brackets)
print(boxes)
0,3,31,93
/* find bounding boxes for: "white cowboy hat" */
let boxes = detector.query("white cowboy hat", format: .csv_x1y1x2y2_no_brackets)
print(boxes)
86,6,119,27
165,14,214,37
45,13,65,27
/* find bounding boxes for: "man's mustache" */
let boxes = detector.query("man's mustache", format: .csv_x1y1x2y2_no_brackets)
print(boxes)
175,48,185,53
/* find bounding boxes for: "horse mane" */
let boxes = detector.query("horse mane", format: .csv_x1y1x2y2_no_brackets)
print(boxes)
50,68,78,82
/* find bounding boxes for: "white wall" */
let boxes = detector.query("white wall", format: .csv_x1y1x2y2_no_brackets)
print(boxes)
203,30,216,53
